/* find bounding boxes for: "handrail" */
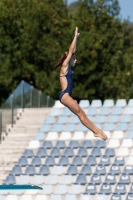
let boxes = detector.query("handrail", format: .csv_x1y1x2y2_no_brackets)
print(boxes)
0,80,55,141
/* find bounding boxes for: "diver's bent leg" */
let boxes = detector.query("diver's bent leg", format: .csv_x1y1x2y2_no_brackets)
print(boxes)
61,94,108,140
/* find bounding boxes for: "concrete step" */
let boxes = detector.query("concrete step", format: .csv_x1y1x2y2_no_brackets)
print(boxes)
0,107,51,184
5,134,34,139
9,126,40,132
14,119,45,125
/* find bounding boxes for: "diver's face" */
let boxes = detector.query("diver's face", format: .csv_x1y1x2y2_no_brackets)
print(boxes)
70,54,77,67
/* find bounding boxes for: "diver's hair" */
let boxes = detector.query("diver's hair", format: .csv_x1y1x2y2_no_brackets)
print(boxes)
53,51,68,70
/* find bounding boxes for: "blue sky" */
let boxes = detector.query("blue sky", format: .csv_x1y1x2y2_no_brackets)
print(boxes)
67,0,133,22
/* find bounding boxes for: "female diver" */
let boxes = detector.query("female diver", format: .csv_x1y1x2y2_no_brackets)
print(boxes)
55,27,108,141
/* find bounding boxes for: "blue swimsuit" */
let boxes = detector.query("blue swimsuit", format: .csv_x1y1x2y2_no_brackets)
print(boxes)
59,68,73,103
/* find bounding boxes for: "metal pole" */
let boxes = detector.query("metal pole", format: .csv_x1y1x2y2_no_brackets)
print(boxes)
21,80,24,110
11,94,14,127
46,95,50,107
0,110,2,143
38,91,41,108
30,86,33,108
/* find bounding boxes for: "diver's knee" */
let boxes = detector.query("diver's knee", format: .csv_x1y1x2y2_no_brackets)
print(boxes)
77,109,86,119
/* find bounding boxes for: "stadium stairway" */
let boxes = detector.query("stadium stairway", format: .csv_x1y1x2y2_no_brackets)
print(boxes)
0,108,52,184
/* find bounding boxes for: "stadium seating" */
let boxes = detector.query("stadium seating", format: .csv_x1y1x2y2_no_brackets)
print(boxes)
3,98,133,200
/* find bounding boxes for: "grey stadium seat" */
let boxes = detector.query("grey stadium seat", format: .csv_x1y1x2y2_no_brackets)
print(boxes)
104,148,115,157
17,156,28,167
80,165,92,175
58,156,69,166
38,165,50,176
72,156,83,166
119,173,131,184
91,147,101,157
42,140,53,149
114,183,126,195
31,156,42,166
4,174,16,184
95,164,106,175
90,174,101,185
129,183,133,194
45,156,55,166
104,173,116,185
24,165,36,176
50,147,61,157
126,193,133,200
23,149,34,158
10,165,22,176
84,183,97,195
86,156,97,166
94,140,106,148
99,155,111,166
113,156,125,166
55,140,66,149
64,147,74,157
36,147,47,158
75,174,87,185
99,183,112,194
109,164,121,175
111,194,122,200
77,147,88,157
123,166,133,175
68,140,79,149
81,140,92,148
66,165,78,175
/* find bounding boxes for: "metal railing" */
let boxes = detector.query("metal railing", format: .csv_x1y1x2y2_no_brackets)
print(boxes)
0,80,55,141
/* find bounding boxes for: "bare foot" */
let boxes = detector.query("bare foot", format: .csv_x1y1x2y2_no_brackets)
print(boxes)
93,129,108,141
